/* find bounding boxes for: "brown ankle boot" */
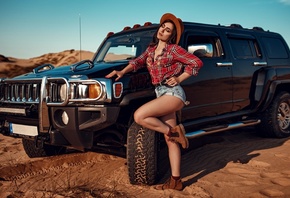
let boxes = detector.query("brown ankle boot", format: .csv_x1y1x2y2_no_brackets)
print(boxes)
169,124,189,149
154,176,183,191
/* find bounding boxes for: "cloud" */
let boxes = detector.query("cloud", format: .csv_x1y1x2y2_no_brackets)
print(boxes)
279,0,290,5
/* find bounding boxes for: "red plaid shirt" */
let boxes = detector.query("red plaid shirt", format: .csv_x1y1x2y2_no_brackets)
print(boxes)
129,44,203,85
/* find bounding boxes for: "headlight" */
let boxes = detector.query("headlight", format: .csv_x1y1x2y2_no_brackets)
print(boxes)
77,84,88,98
69,80,104,101
47,78,110,106
49,79,106,104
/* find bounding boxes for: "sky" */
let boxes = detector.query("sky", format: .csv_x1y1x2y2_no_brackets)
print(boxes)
0,0,290,59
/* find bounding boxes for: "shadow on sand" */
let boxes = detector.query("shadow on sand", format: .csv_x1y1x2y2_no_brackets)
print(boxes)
156,126,289,187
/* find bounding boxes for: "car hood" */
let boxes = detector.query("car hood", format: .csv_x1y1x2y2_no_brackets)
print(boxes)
9,60,128,80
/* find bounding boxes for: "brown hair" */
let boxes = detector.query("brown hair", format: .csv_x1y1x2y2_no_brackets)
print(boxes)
149,20,177,46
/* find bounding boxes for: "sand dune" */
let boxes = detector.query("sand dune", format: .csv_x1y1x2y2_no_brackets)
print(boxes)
0,50,94,78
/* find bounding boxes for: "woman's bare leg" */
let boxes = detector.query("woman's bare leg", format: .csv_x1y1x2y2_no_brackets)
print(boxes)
134,95,184,135
160,112,181,177
134,95,184,177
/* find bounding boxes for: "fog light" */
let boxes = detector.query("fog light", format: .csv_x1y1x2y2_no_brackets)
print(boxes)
61,111,69,125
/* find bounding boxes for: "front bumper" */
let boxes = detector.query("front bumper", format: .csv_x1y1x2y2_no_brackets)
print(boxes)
50,105,120,149
0,106,120,150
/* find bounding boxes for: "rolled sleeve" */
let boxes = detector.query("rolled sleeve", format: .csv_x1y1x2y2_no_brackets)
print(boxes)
173,45,203,76
129,48,149,72
184,65,201,76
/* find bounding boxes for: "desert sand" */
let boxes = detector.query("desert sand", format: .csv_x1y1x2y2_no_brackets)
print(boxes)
0,52,290,197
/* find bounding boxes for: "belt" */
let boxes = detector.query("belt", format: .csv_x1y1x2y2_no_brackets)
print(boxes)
154,82,174,88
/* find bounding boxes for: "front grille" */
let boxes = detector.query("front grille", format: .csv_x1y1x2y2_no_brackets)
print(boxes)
0,79,42,104
0,77,69,106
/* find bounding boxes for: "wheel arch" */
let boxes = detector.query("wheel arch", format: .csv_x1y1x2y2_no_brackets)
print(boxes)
256,91,290,138
261,80,290,112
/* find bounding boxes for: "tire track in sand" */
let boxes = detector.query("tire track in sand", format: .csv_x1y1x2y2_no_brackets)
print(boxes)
0,151,121,181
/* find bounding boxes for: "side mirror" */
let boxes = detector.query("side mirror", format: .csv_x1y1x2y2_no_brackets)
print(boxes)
188,43,213,58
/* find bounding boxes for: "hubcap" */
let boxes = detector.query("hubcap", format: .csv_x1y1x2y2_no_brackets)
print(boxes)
277,102,290,130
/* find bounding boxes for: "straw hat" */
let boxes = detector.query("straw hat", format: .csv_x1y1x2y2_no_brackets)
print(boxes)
160,13,184,44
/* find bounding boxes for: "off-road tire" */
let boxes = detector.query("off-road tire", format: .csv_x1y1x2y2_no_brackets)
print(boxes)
127,122,159,185
257,91,290,138
22,138,66,158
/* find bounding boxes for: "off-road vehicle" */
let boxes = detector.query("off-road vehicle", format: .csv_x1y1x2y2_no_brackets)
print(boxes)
1,21,290,185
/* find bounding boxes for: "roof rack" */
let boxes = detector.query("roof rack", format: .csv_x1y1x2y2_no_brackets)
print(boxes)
252,26,264,31
230,24,243,28
106,21,154,38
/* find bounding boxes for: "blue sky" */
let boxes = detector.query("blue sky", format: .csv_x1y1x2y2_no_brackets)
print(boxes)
0,0,290,59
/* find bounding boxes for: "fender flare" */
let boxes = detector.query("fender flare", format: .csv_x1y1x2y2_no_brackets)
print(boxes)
119,89,155,106
261,80,290,112
251,67,290,112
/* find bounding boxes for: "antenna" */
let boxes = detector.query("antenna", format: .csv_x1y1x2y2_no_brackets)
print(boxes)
79,14,82,61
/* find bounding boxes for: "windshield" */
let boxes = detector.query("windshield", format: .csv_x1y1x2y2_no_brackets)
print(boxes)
94,29,156,63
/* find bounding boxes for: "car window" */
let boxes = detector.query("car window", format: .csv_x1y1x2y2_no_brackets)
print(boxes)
229,38,262,59
94,29,155,63
186,35,224,58
261,37,289,59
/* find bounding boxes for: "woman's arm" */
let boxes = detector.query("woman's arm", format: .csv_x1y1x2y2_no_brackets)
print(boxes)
106,46,150,81
105,64,134,81
173,45,203,76
165,45,203,86
166,72,191,86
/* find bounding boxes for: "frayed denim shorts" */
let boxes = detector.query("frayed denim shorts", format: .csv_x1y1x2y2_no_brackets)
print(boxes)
155,85,188,105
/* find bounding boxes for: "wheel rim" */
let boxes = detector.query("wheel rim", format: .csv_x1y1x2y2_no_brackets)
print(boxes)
277,102,290,130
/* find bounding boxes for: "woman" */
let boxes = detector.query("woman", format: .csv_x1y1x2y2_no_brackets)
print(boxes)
106,13,203,190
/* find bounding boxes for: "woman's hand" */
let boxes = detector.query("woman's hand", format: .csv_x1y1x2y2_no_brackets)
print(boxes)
105,70,124,81
105,64,134,81
166,72,191,86
165,76,180,86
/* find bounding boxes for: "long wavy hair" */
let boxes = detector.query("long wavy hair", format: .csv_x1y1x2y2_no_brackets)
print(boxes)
149,20,177,47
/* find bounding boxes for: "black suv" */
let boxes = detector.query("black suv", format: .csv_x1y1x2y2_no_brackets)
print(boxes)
1,21,290,185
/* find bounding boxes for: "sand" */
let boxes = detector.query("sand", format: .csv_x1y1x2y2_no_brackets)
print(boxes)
1,128,290,198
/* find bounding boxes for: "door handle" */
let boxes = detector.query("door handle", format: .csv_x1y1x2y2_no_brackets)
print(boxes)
216,62,233,67
253,62,267,66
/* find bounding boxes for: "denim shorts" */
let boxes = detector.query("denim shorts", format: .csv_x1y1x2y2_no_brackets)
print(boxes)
155,85,188,105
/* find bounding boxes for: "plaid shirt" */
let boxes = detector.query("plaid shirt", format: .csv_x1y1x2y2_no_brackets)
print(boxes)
129,44,203,85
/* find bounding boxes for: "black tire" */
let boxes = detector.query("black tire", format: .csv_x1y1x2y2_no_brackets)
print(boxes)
22,138,66,158
127,122,159,185
257,91,290,138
